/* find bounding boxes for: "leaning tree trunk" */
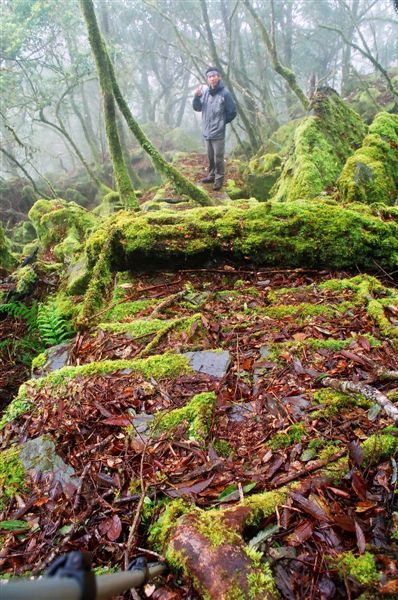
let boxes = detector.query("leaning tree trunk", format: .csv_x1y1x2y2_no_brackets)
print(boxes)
79,0,139,211
244,0,310,112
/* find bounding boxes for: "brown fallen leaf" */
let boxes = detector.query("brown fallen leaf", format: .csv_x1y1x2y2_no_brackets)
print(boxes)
165,476,215,498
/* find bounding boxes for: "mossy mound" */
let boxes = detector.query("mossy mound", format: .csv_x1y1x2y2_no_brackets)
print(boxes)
28,198,98,260
0,223,16,272
245,153,283,201
272,87,366,202
345,68,398,122
338,112,398,205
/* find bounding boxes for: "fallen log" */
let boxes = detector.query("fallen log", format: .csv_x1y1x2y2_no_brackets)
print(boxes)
322,377,398,424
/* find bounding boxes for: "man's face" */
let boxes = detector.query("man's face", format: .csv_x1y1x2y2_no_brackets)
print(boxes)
207,72,220,88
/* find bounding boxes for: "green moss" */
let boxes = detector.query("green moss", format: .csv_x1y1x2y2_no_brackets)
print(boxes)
338,112,398,205
99,318,167,336
0,447,26,509
83,200,398,273
0,385,32,431
0,222,16,271
31,351,47,372
319,275,398,339
335,551,380,586
28,199,97,249
103,299,156,322
213,439,233,457
78,230,114,322
268,423,307,450
247,563,279,599
245,488,290,526
311,388,371,418
225,178,246,200
246,153,282,201
53,226,81,262
367,299,397,338
151,391,216,443
362,428,398,463
195,509,241,548
262,303,336,320
12,265,37,295
273,88,366,202
148,498,190,550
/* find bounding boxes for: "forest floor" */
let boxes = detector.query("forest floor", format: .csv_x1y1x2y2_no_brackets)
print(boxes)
1,264,398,599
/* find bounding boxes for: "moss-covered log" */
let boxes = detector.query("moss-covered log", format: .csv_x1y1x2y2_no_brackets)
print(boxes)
79,0,138,211
272,87,366,202
338,111,398,205
85,199,398,272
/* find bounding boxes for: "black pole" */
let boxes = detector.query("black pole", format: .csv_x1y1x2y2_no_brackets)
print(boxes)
3,554,167,600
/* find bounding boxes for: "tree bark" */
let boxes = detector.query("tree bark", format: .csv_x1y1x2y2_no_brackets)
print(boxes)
322,377,398,424
79,0,139,210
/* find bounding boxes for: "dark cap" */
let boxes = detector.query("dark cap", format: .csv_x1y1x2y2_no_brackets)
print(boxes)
205,66,220,76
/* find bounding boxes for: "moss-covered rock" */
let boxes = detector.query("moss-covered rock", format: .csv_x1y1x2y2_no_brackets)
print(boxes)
245,153,282,201
334,551,380,587
28,198,97,258
0,223,16,271
272,87,366,202
151,391,216,444
338,112,398,205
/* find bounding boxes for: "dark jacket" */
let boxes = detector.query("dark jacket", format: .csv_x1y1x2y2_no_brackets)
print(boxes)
193,80,237,140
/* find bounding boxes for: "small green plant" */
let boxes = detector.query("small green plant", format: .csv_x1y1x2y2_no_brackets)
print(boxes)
0,299,74,368
36,300,73,346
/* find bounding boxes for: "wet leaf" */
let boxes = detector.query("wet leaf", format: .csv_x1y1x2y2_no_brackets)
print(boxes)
0,520,30,532
102,415,131,426
248,524,280,549
290,492,330,522
286,519,314,546
349,441,364,467
354,520,366,554
166,476,214,498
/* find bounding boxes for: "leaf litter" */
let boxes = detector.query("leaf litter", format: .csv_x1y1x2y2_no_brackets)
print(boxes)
0,267,397,598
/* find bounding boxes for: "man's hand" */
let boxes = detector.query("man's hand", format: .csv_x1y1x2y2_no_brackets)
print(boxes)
194,86,203,96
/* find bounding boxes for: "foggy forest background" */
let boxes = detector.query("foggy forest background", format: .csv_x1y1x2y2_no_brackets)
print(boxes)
1,0,397,216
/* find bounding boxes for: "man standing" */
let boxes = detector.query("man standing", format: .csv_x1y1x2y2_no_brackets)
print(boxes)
193,67,237,191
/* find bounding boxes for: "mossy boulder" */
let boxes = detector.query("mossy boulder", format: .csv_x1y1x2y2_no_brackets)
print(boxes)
272,87,366,202
338,112,398,205
0,222,16,271
245,153,283,201
28,198,98,258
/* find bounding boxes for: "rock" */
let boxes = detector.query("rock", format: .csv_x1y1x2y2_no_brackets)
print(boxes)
33,342,71,378
20,435,78,497
66,256,90,294
183,350,231,378
229,402,255,423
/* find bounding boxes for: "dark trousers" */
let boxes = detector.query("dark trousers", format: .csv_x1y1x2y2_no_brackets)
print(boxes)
205,138,225,184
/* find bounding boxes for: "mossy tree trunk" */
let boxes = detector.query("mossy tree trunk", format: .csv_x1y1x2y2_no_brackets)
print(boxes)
79,0,139,211
104,53,214,207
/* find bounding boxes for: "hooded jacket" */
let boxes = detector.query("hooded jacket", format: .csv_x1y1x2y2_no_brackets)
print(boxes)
193,80,237,140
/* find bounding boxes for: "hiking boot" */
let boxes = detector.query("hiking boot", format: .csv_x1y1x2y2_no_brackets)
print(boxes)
213,181,223,191
201,176,215,184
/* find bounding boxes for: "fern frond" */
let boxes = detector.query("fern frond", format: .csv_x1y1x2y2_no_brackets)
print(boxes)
36,301,73,347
